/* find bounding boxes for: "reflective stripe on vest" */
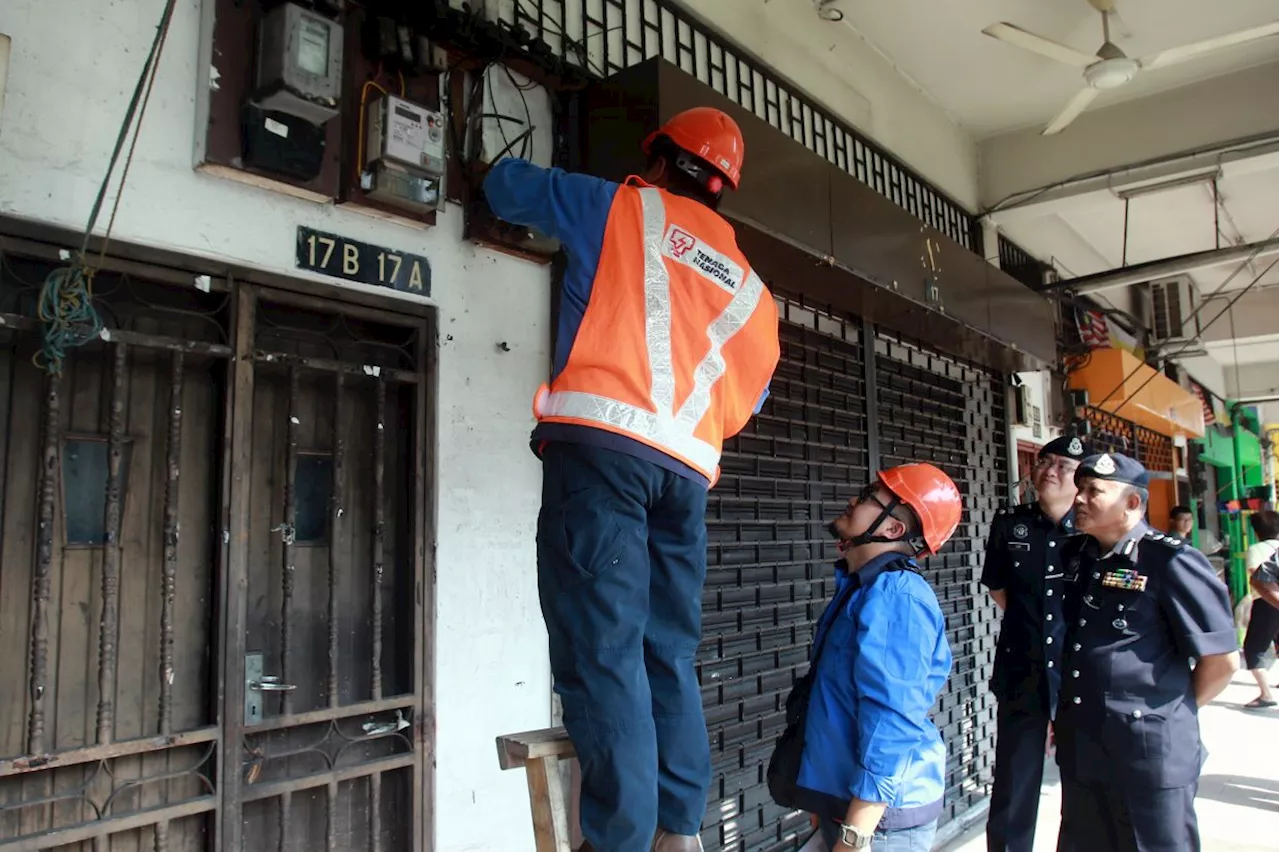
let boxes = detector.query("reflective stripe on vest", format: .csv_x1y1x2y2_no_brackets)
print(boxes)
538,187,766,477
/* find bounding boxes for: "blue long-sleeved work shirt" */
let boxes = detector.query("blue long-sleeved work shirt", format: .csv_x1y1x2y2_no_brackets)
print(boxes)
482,159,770,485
799,554,953,829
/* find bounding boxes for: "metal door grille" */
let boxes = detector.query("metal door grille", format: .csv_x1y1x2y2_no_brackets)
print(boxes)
701,298,870,851
873,330,1007,826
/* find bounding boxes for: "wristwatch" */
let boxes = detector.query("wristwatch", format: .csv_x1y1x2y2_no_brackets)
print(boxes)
838,823,873,849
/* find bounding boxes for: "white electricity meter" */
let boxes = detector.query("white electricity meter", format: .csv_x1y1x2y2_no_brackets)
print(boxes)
255,3,344,125
362,94,446,212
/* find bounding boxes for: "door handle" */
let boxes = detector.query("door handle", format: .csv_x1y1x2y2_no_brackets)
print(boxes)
249,675,297,692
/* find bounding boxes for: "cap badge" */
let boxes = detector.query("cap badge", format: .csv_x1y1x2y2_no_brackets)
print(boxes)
1094,454,1117,475
1013,523,1029,539
1068,437,1083,456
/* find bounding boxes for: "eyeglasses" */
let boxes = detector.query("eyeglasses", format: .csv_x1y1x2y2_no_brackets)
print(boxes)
1035,456,1080,476
857,484,891,511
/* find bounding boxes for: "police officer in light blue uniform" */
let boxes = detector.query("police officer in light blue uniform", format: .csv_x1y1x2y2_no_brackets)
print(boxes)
981,435,1089,852
1055,453,1240,852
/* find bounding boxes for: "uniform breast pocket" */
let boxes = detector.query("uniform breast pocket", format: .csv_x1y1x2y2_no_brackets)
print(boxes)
1095,586,1155,636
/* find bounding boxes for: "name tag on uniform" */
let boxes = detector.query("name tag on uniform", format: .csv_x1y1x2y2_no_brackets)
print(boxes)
1007,542,1031,551
1102,568,1148,591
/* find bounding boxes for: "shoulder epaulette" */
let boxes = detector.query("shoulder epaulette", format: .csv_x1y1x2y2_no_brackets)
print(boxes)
1143,529,1184,550
997,502,1036,518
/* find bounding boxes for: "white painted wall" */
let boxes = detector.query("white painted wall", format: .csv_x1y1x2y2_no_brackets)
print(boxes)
672,0,981,210
1182,356,1229,400
0,1,552,849
1225,361,1280,399
980,62,1280,209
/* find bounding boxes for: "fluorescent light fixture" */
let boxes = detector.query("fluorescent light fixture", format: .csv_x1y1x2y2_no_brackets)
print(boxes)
1115,168,1222,200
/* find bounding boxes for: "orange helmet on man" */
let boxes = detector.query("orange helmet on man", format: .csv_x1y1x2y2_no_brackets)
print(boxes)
643,107,745,192
877,463,964,556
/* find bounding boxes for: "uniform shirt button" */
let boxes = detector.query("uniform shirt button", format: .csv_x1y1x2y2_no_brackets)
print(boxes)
1049,542,1056,548
1045,637,1053,645
1078,619,1087,627
1046,614,1054,621
1046,589,1054,596
1073,697,1082,705
1072,670,1079,678
1093,572,1101,579
1013,561,1020,568
1073,643,1081,651
1132,710,1142,719
1117,604,1125,611
1047,661,1055,668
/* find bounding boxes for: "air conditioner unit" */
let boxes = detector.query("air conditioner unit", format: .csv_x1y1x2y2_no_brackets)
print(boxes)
1148,276,1201,346
1013,384,1033,426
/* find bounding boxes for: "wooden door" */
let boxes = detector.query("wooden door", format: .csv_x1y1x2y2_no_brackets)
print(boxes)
0,261,231,850
219,286,428,852
0,254,431,851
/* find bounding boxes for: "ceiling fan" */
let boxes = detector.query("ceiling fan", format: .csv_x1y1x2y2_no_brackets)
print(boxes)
982,0,1280,136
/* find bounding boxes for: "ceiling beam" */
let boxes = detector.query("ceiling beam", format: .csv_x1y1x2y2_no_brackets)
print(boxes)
1041,238,1279,294
980,63,1279,212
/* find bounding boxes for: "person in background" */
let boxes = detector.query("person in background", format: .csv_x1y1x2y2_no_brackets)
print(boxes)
773,464,961,850
981,435,1089,852
1168,505,1195,540
483,108,780,852
1055,453,1238,851
1171,504,1229,558
1241,509,1279,709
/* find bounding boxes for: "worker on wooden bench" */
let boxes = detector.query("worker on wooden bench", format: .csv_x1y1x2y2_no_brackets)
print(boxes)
483,109,781,851
768,464,962,850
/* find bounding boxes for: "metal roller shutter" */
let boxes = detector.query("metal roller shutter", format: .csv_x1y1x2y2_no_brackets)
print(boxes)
699,301,1008,850
873,330,1008,827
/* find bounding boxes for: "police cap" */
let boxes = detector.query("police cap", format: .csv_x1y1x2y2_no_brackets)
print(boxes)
1039,434,1089,460
1073,452,1149,488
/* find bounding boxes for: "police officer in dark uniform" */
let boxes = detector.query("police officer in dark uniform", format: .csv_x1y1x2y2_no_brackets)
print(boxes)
981,435,1089,852
1055,453,1239,852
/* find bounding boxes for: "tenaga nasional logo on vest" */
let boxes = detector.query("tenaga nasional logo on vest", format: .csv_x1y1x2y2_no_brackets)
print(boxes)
662,225,744,294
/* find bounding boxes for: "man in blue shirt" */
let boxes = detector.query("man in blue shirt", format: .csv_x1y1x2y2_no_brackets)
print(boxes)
796,463,961,850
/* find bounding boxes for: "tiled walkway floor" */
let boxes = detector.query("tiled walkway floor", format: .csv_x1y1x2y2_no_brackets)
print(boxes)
938,669,1280,851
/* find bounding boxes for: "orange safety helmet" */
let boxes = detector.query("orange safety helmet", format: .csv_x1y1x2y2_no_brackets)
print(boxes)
876,463,963,556
642,107,745,190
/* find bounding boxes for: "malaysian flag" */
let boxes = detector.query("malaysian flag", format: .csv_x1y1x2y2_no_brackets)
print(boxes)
1076,308,1110,349
1190,383,1214,426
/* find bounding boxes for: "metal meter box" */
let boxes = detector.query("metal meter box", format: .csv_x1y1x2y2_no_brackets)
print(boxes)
362,94,446,212
255,2,344,125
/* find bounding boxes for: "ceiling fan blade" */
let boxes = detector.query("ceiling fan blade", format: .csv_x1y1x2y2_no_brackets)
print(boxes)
982,22,1099,68
1140,21,1279,70
1043,88,1101,136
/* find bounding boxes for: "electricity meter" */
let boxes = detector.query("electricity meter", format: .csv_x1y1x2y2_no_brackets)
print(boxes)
254,3,344,125
362,94,446,213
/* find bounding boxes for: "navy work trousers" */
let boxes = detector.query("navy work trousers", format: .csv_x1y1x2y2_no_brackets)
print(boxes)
986,701,1050,851
1057,780,1199,852
537,442,711,852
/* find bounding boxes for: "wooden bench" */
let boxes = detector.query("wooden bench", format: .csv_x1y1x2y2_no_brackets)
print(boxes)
496,727,582,851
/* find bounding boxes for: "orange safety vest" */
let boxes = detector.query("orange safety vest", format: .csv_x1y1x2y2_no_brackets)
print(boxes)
533,179,780,484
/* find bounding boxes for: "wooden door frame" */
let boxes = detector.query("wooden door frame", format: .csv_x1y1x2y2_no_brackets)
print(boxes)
216,281,435,852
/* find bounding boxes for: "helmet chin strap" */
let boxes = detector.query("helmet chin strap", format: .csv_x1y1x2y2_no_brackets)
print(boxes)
847,494,926,555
